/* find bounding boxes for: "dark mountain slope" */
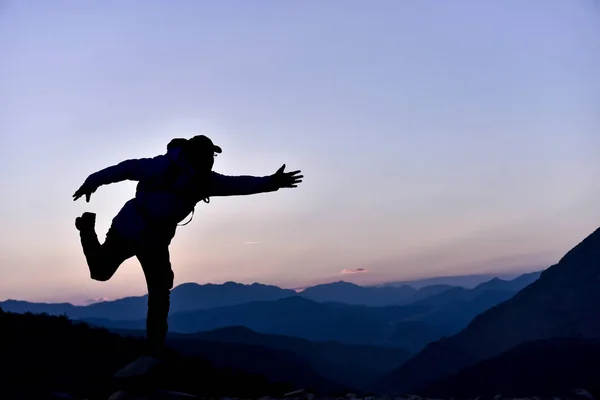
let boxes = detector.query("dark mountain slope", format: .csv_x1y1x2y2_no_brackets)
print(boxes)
419,337,600,398
377,226,600,393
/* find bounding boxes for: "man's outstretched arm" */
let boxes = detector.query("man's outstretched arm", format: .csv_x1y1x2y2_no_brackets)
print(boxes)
208,164,303,197
73,156,168,202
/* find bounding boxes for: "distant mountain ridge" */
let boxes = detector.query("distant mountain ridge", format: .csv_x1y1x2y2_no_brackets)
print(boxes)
0,271,543,322
409,271,542,334
376,226,600,394
82,296,430,348
2,271,543,353
378,272,529,289
0,281,297,320
298,281,454,306
81,270,541,353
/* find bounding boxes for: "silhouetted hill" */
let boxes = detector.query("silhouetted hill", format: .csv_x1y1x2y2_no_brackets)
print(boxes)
115,325,411,391
83,282,538,354
419,337,600,398
0,281,296,320
0,308,345,399
413,271,541,308
299,281,453,306
299,281,416,306
386,321,450,353
0,280,450,318
84,296,430,349
414,289,520,336
1,272,539,325
380,273,521,289
411,284,456,301
474,270,541,292
189,326,411,390
4,272,543,357
376,227,600,394
410,271,542,334
163,337,344,395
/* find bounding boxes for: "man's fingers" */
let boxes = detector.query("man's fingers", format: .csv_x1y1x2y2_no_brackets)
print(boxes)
72,188,92,202
281,176,303,188
273,166,303,188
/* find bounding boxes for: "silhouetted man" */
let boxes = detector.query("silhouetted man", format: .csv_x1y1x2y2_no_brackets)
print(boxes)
72,135,302,373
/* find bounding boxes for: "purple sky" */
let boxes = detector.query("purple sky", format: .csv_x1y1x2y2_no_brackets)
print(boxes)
1,0,599,305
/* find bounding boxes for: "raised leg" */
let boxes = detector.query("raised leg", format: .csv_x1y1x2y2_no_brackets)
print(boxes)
76,212,135,281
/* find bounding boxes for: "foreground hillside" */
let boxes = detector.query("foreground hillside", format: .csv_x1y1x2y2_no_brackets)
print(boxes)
115,325,412,390
419,337,600,397
0,308,346,399
377,226,600,393
83,296,432,349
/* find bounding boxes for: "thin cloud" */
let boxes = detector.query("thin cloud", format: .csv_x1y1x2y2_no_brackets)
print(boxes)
341,268,369,275
85,297,109,304
243,241,260,245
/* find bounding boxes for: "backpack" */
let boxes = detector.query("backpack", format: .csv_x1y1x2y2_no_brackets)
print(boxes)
135,138,210,226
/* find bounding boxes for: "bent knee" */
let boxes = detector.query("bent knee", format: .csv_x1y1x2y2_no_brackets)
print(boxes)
90,266,116,282
91,273,111,282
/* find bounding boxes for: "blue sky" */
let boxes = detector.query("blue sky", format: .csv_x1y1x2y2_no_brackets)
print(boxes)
1,0,599,304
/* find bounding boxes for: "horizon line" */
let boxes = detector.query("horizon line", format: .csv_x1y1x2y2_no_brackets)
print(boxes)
0,267,545,305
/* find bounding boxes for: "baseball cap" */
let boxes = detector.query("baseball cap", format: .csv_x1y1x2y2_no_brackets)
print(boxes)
187,134,222,154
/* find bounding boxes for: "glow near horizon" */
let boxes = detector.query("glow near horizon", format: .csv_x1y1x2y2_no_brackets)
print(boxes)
1,0,599,305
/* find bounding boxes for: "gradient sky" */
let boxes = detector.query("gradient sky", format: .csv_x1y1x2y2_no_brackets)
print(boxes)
1,0,599,304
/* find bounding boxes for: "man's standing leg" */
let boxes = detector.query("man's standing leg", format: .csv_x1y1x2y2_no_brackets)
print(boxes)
111,230,174,379
136,233,174,358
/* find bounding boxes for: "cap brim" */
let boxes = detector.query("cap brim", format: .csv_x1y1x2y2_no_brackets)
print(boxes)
214,145,222,154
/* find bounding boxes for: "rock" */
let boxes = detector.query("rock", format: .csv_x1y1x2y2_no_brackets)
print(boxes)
573,389,595,400
284,390,305,398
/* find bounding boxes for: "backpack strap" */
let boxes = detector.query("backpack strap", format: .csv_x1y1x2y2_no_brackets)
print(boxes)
177,197,210,226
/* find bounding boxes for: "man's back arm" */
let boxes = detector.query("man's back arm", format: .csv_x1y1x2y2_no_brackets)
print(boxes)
84,156,168,189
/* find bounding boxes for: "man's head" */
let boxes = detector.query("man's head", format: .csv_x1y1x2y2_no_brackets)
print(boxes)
181,135,222,172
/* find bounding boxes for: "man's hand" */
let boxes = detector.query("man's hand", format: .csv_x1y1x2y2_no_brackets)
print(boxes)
271,164,303,189
72,182,97,202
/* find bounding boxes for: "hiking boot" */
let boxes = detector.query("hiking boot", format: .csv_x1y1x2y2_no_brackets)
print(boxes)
75,212,96,232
